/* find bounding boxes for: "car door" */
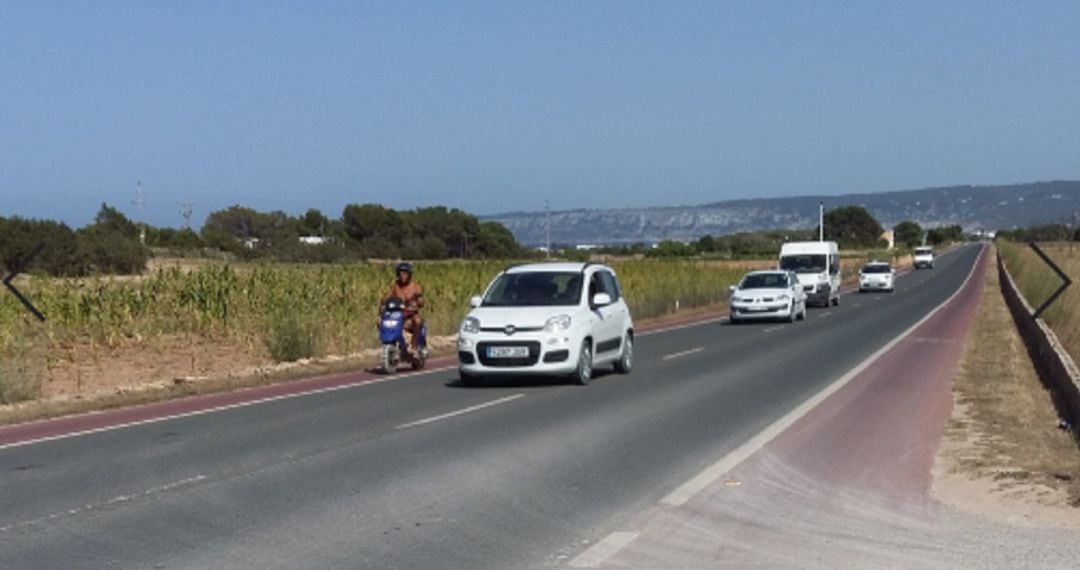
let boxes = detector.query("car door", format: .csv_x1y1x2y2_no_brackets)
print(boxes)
589,270,624,359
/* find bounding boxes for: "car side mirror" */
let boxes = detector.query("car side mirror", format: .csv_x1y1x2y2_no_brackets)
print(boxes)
469,295,482,308
592,292,612,307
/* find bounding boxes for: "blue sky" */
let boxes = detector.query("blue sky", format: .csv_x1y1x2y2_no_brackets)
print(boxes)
2,1,1078,229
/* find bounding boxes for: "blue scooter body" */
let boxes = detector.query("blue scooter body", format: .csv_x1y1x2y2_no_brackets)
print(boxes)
378,301,427,358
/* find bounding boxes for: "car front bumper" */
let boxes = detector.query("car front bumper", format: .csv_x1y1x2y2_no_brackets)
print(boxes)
457,332,581,376
859,279,893,291
730,302,792,320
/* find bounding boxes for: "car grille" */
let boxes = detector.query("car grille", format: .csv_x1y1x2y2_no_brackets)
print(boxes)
477,341,542,367
480,326,544,334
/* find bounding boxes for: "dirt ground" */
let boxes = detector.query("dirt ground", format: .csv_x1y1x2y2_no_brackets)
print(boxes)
933,247,1080,527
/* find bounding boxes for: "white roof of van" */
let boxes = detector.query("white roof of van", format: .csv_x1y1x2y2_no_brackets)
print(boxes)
779,241,837,254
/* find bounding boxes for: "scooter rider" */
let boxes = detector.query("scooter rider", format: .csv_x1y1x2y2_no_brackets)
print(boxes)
379,262,426,356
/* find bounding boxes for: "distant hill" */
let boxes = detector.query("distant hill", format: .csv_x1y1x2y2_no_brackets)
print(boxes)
487,181,1080,246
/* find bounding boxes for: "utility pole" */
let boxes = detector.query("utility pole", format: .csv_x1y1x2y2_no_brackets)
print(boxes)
178,202,193,230
133,181,146,244
818,202,824,242
545,200,552,259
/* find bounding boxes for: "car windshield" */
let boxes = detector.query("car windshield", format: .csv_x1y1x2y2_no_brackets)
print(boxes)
862,265,892,274
915,248,932,255
482,271,582,307
740,273,789,289
779,254,827,273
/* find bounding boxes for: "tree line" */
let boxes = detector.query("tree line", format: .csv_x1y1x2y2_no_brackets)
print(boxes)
645,206,969,258
1,203,525,276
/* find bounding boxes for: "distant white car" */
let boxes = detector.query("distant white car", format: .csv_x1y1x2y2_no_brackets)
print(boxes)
457,262,634,386
859,261,895,293
729,270,807,324
913,246,934,269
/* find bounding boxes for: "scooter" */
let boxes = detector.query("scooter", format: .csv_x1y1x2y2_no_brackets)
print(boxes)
378,297,427,373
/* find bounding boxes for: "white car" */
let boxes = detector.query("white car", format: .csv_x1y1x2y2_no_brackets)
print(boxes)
457,262,634,386
913,246,934,269
859,261,895,292
729,270,808,324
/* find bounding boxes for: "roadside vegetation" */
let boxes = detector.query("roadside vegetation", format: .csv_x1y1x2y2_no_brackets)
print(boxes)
997,240,1080,365
0,257,751,404
939,245,1080,508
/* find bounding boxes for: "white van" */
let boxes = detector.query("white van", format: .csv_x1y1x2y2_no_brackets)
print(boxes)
778,241,841,307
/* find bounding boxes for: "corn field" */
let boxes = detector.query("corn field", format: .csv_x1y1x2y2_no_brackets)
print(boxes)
0,259,746,365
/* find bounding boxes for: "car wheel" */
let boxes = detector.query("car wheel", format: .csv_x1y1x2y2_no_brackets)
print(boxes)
614,333,633,374
571,340,593,385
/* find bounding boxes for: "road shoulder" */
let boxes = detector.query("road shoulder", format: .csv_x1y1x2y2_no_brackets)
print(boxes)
932,245,1080,527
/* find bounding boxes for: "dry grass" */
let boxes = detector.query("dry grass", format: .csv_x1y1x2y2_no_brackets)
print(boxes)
942,247,1080,507
998,241,1080,365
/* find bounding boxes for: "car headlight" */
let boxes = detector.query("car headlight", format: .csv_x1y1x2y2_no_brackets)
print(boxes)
777,294,790,302
461,316,480,334
544,314,572,332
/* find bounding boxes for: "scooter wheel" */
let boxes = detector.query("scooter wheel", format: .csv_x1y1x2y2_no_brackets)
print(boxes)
382,345,399,374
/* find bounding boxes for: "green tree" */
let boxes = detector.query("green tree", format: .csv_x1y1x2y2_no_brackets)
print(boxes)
926,225,965,246
90,203,139,239
822,206,885,249
893,220,924,249
473,221,521,258
297,208,329,237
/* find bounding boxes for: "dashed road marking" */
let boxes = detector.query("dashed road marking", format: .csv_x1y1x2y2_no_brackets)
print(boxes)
395,394,526,430
661,347,705,361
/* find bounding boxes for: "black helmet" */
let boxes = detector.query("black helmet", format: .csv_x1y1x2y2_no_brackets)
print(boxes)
395,262,414,276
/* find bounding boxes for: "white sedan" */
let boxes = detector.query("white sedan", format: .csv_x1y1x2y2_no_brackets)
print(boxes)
729,270,808,323
859,261,895,293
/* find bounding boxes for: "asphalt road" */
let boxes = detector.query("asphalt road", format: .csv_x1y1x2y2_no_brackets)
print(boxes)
0,245,983,569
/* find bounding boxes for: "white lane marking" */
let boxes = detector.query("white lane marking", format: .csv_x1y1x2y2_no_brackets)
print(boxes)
661,347,705,361
660,245,985,506
639,317,727,336
395,394,525,430
817,311,832,318
0,365,458,452
569,531,640,568
0,474,208,533
762,326,783,333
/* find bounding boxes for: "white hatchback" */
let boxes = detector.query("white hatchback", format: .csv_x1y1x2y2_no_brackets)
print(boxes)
457,263,634,385
859,261,896,292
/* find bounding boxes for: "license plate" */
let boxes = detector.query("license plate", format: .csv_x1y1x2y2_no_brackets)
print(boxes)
744,307,768,312
487,346,529,358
